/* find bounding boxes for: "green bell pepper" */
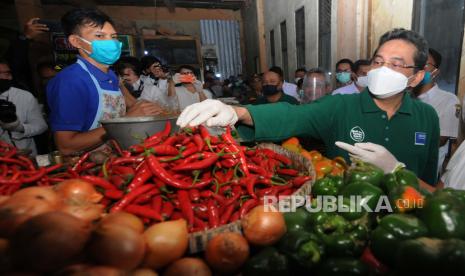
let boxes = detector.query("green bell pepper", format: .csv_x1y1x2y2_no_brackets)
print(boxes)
382,168,419,193
370,213,428,266
277,230,323,269
340,181,384,211
395,237,465,275
317,257,369,276
312,213,368,257
243,247,290,276
418,189,465,239
441,187,465,205
283,207,311,232
345,161,384,187
312,175,344,197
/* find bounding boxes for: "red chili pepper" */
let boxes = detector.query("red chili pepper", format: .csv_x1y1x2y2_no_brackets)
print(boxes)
80,162,97,172
0,157,28,168
127,162,152,191
112,166,135,177
3,146,17,158
247,163,272,178
20,167,46,183
181,144,198,157
277,168,299,176
220,203,236,225
144,120,172,145
80,175,116,191
109,175,125,189
251,156,263,165
224,169,234,182
18,156,35,171
239,199,260,218
178,190,194,226
133,188,161,204
181,136,192,146
256,187,279,198
110,184,155,212
245,149,256,157
229,211,240,222
221,127,250,176
172,154,219,171
0,176,21,185
361,247,389,274
146,155,196,189
193,203,209,220
161,136,178,146
244,175,258,198
192,134,204,152
128,144,145,154
110,139,124,156
112,156,144,166
207,200,220,228
260,148,292,166
199,125,214,152
292,175,312,187
71,152,90,172
104,189,124,199
151,145,179,156
220,158,238,168
189,189,200,202
151,196,163,213
161,200,174,220
210,136,221,145
194,216,208,231
125,204,163,221
171,211,183,220
45,164,62,173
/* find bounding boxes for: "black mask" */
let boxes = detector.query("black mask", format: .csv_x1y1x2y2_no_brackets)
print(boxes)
0,79,12,94
262,84,280,96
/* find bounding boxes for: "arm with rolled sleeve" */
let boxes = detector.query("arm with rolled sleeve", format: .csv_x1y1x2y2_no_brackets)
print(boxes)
237,96,339,142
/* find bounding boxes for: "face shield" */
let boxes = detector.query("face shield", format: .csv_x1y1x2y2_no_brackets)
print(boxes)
300,76,327,103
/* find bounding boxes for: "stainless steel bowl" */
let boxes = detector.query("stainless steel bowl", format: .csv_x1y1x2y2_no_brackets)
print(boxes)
100,115,178,149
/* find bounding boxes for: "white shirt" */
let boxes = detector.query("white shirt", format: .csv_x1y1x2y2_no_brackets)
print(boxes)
157,79,168,94
282,82,299,100
175,85,210,111
0,87,47,156
140,74,155,85
332,82,359,95
418,84,460,175
139,81,169,107
442,140,465,189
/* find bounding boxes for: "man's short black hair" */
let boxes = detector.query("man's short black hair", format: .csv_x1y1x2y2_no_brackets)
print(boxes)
61,8,114,38
336,59,354,71
177,64,196,73
295,68,306,73
377,28,428,71
0,59,9,66
429,48,442,68
115,56,142,76
353,59,371,73
269,66,284,80
141,55,161,71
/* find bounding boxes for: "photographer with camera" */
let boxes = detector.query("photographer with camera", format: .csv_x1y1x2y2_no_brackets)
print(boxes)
0,60,47,156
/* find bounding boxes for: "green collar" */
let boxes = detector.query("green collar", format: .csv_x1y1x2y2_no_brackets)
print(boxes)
360,89,413,115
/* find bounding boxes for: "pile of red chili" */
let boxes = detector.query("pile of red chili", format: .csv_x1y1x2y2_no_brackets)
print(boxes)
0,123,311,232
0,141,62,195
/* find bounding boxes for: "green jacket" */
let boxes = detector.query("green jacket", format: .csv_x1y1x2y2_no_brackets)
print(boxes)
238,90,439,184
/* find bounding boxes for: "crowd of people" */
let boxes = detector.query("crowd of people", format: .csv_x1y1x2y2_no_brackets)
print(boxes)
1,7,464,189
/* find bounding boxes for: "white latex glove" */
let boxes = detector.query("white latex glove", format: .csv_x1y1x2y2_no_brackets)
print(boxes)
172,73,182,85
335,141,405,173
176,99,238,128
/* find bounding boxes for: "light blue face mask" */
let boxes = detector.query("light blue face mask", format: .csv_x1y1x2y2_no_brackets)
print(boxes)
419,69,437,86
336,72,351,84
79,37,122,65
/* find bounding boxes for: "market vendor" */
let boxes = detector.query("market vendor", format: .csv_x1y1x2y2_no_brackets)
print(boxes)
177,28,440,185
47,8,162,155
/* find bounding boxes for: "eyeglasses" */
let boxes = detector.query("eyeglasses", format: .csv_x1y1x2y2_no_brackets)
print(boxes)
371,57,418,71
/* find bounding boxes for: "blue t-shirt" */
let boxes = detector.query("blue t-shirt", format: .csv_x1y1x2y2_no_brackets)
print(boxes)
47,56,120,132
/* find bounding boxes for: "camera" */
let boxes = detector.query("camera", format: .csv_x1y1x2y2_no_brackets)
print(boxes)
0,99,17,123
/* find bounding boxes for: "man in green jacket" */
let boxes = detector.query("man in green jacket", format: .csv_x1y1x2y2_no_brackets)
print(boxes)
177,28,439,185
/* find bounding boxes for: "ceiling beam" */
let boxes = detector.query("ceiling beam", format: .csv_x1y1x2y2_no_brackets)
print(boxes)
163,0,176,12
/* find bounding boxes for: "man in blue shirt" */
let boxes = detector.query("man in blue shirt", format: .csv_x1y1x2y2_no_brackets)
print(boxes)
47,8,161,155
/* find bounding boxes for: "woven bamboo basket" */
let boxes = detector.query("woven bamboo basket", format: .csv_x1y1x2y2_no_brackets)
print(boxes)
188,143,316,253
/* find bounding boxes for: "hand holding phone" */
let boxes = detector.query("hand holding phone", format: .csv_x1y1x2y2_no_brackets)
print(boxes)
24,18,49,39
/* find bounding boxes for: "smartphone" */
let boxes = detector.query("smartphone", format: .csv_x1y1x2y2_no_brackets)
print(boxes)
34,19,62,33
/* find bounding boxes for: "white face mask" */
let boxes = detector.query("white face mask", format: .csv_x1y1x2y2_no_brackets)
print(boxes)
356,75,368,88
368,66,412,99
